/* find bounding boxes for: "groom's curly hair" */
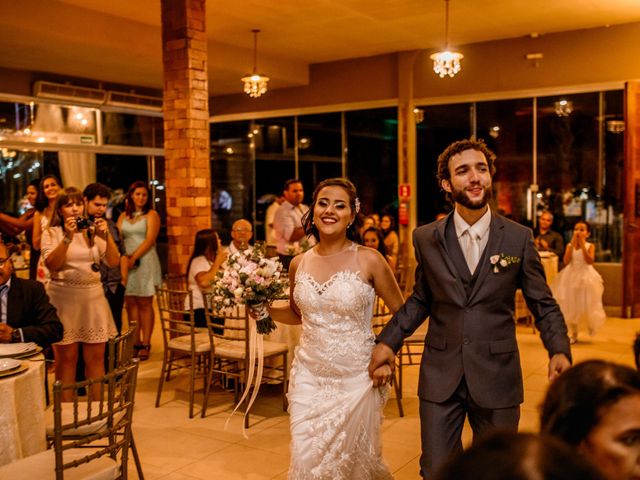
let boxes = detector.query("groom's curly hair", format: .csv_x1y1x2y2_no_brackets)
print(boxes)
437,139,497,202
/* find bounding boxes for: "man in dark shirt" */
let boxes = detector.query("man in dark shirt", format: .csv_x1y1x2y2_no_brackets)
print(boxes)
0,242,63,347
83,183,125,333
534,210,565,266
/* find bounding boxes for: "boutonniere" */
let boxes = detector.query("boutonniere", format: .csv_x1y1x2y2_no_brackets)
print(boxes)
490,253,521,273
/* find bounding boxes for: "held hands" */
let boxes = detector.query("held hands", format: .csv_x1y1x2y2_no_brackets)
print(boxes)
571,232,586,249
368,342,396,387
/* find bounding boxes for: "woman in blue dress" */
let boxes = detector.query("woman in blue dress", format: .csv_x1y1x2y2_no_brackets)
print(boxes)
118,181,162,360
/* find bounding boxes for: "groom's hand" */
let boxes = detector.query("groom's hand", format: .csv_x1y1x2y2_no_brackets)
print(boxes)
548,353,571,381
369,342,395,380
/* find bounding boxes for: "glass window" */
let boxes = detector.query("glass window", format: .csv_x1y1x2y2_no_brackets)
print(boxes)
297,113,342,204
210,121,253,244
416,103,472,225
253,117,295,241
476,98,533,223
102,112,163,147
346,108,398,217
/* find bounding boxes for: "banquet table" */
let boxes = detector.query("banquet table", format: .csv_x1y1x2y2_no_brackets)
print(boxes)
0,354,47,466
514,252,559,325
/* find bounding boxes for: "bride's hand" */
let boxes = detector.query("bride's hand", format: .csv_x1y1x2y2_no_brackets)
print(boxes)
371,363,393,388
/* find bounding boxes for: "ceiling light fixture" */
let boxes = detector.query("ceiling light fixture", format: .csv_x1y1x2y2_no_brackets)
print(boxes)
430,0,463,78
241,29,270,98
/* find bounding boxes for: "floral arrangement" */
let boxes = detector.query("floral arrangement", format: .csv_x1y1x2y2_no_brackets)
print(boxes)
285,237,311,256
210,245,288,334
490,253,521,273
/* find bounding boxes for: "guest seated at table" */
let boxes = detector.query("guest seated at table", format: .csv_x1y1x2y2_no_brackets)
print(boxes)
540,360,640,480
434,431,604,480
535,210,564,265
0,242,63,348
227,218,253,255
186,229,227,328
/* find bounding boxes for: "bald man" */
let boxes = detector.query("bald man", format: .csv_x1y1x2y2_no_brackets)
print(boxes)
228,219,253,255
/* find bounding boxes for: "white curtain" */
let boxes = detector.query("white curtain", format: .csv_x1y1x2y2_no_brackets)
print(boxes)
58,151,96,190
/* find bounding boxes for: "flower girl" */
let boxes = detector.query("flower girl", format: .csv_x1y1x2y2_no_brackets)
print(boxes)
551,220,606,343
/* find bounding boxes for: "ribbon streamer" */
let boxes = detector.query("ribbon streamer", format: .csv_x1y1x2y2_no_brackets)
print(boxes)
225,311,266,438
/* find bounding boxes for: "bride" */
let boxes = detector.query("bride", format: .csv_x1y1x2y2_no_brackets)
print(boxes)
269,178,404,479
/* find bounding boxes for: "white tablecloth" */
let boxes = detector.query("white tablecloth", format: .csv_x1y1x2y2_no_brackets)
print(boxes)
0,355,46,466
265,301,301,373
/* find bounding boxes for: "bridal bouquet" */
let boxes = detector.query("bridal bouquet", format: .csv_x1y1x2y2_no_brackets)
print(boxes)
210,245,287,334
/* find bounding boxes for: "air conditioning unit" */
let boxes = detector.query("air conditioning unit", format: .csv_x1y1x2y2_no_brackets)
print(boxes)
33,81,106,106
106,91,163,113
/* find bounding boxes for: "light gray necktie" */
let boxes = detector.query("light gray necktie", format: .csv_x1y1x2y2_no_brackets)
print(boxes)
464,229,481,274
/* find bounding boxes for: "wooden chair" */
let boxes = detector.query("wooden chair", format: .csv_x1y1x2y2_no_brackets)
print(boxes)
155,286,211,418
201,295,289,426
45,325,144,479
0,361,139,480
371,295,404,417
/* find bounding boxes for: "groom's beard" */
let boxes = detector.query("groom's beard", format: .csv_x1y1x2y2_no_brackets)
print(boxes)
451,183,492,210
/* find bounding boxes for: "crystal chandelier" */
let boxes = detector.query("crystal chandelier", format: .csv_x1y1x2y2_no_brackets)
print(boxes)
241,29,270,98
430,0,463,78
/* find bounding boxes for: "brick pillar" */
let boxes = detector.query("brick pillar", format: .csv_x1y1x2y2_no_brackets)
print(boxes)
161,0,211,275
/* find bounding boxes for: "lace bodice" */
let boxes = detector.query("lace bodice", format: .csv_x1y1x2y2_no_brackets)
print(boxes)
293,244,376,378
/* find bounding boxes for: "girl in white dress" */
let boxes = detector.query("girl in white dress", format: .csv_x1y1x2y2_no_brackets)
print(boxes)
551,220,606,344
269,178,404,479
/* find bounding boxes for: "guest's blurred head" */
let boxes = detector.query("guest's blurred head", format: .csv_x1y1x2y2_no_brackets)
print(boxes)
283,179,304,207
231,219,253,250
35,174,62,211
26,180,39,208
362,227,386,256
187,228,221,275
634,333,640,371
540,360,640,480
434,431,605,480
83,183,111,218
380,214,395,233
574,220,592,236
303,178,360,242
539,210,554,233
50,187,84,227
124,181,152,217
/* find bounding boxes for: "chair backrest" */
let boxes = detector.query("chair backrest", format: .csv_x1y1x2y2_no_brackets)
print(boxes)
107,323,137,372
52,361,139,480
371,295,392,335
164,273,188,290
155,286,196,345
203,293,246,344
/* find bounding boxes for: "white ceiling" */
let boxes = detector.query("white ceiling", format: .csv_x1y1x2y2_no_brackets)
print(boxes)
1,0,640,95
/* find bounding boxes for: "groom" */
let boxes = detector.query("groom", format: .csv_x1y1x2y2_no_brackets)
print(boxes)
369,139,572,478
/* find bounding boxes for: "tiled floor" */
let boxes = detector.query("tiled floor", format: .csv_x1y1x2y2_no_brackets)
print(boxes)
128,311,640,480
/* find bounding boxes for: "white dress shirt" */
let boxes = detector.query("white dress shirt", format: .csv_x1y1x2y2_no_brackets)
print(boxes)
453,207,492,274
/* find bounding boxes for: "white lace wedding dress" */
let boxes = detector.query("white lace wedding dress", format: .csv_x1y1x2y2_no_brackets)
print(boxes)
288,243,392,479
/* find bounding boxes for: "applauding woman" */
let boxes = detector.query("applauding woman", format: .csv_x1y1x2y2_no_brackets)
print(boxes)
41,187,119,399
118,181,162,360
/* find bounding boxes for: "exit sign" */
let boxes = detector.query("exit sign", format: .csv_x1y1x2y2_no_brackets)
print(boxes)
398,183,411,199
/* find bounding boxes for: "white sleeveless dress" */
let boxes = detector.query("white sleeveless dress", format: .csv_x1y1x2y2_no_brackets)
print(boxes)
551,241,606,336
288,243,392,479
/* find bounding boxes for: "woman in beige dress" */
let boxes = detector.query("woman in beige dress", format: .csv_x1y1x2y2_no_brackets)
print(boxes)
42,187,119,400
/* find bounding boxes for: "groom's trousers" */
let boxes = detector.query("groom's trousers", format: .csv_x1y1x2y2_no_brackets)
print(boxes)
419,376,520,479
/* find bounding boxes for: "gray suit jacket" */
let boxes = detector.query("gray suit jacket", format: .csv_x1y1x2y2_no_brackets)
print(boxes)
377,212,571,409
